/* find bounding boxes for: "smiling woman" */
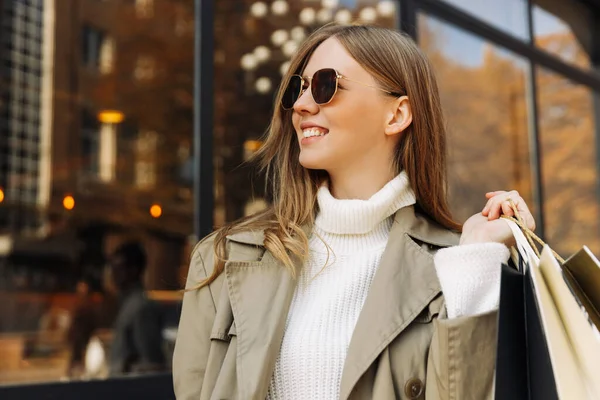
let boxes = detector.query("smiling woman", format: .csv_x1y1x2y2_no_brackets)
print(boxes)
173,24,535,400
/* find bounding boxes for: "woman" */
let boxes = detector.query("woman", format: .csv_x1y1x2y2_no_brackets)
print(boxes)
173,24,535,400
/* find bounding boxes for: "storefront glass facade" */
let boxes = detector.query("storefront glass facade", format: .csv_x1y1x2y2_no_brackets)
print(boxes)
0,0,599,391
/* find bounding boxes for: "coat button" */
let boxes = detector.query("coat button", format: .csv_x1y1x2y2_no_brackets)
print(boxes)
404,378,424,399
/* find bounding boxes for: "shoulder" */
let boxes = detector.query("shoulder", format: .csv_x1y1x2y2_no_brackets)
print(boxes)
187,229,266,285
187,231,219,284
190,231,219,261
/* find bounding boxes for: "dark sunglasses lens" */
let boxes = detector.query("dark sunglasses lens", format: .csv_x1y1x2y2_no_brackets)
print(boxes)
282,76,302,109
312,69,338,104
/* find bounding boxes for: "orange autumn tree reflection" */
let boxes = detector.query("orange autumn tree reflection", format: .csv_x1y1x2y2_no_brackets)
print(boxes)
421,23,599,256
420,22,532,223
537,33,598,256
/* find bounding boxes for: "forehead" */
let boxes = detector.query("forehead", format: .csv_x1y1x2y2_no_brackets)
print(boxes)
302,37,365,78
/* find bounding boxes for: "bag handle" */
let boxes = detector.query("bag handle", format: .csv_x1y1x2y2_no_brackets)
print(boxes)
500,198,565,264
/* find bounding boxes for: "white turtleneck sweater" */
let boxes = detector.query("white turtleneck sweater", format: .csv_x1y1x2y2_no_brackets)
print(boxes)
266,172,509,400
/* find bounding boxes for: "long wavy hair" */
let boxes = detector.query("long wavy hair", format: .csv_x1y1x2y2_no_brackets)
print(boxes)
198,24,461,288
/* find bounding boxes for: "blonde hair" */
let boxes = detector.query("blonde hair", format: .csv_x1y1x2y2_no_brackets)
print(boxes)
198,24,460,288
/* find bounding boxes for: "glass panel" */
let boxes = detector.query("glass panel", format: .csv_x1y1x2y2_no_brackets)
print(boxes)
0,0,191,385
418,14,533,223
213,0,399,226
439,0,529,40
536,67,600,256
532,4,591,70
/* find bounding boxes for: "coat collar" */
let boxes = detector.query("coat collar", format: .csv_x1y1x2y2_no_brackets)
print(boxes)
224,205,459,399
227,229,266,246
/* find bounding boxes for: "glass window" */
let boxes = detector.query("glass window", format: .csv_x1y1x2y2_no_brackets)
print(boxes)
0,0,193,386
98,37,115,74
536,67,600,256
133,55,155,80
81,24,105,70
81,109,100,175
134,130,158,190
439,0,529,40
418,14,533,223
115,121,138,185
213,0,398,226
532,4,591,69
135,0,154,19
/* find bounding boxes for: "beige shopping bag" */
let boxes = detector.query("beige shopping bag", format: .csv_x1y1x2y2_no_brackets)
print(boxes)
538,246,600,399
561,246,600,331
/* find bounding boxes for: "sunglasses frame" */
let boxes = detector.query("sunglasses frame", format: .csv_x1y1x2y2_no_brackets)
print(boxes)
281,68,401,110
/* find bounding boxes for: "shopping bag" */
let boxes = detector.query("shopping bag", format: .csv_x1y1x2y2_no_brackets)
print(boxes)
561,246,600,332
495,242,558,399
495,200,600,399
537,246,600,398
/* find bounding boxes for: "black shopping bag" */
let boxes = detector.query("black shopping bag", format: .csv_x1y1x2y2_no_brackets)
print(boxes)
494,260,558,400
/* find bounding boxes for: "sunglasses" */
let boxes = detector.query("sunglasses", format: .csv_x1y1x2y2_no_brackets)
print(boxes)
281,68,402,110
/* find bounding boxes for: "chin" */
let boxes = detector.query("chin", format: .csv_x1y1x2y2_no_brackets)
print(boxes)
298,154,329,171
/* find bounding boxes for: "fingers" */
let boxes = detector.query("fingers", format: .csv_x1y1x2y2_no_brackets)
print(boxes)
520,204,536,231
481,190,536,230
485,191,504,199
501,199,515,218
482,190,509,216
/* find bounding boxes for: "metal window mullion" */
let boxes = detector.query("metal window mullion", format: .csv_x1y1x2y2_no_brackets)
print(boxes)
193,0,215,241
399,0,418,39
525,0,545,238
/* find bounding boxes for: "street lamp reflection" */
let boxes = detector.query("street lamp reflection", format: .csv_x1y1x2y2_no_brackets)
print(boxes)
63,195,75,210
150,204,162,218
97,110,125,124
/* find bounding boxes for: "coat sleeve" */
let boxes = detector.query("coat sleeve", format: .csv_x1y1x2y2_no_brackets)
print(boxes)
172,237,218,400
425,310,498,400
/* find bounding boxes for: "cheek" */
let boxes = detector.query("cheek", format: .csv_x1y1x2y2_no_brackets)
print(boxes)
328,100,384,142
292,113,301,132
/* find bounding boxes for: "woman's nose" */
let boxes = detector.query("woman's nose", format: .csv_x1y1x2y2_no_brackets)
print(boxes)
293,87,319,114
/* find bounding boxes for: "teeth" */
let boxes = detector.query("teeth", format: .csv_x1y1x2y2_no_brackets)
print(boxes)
303,128,327,138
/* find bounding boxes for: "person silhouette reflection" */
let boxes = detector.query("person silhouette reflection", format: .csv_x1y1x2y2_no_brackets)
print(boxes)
107,241,165,375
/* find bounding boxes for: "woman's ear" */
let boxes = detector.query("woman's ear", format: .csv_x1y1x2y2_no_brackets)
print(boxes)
384,96,412,137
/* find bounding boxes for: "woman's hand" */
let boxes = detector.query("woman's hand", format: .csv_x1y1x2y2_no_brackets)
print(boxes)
460,190,536,246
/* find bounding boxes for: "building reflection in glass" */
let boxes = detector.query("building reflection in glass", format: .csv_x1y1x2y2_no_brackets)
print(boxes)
0,0,193,384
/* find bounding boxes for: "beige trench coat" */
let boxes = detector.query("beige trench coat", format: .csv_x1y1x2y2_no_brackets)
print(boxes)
173,206,498,399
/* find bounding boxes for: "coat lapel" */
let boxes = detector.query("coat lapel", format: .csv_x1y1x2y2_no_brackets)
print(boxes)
339,206,459,399
225,232,298,400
